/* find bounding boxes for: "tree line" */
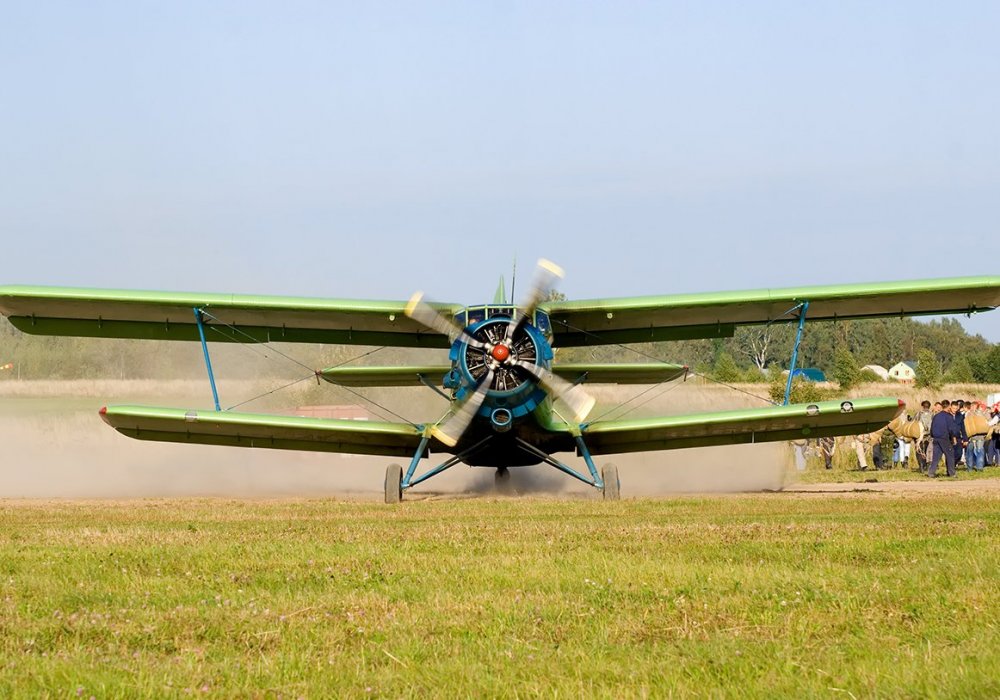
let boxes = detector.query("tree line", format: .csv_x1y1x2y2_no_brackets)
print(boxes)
557,316,998,387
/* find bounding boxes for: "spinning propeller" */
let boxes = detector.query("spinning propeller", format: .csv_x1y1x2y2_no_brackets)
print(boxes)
503,258,564,344
430,367,494,447
405,259,595,447
404,293,486,349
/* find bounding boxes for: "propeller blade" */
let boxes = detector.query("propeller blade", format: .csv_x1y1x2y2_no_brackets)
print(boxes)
514,360,595,423
431,369,495,447
505,258,564,342
406,292,485,349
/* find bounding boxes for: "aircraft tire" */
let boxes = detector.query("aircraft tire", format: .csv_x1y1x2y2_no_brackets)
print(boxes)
385,463,403,504
495,467,512,494
601,464,620,501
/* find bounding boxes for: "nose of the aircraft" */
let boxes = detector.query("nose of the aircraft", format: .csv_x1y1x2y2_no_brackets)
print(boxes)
490,344,511,362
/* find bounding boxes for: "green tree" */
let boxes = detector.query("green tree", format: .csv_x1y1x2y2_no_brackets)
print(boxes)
969,345,1000,384
945,355,975,384
768,376,831,404
712,352,742,383
832,348,860,390
915,348,942,389
858,367,882,384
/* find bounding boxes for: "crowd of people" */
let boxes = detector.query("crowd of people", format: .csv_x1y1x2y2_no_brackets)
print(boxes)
911,399,998,477
803,399,1000,477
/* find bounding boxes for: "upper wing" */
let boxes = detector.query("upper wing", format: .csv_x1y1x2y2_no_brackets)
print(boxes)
99,405,440,457
542,276,1000,346
541,397,903,455
0,285,460,347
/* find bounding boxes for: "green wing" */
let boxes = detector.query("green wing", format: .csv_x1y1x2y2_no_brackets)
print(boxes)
320,362,689,387
321,365,451,387
551,363,687,384
542,276,1000,346
0,285,459,347
544,398,903,455
100,405,434,457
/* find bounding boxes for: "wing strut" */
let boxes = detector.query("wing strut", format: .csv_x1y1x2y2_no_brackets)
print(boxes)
193,308,222,411
402,435,494,489
783,301,810,405
513,436,604,489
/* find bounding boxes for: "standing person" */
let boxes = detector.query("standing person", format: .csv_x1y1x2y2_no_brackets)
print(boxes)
915,400,934,471
872,429,894,470
965,402,987,472
871,431,884,470
928,399,960,477
890,412,913,469
988,403,1000,466
893,434,911,469
819,436,836,470
790,439,808,471
953,400,967,467
852,435,870,471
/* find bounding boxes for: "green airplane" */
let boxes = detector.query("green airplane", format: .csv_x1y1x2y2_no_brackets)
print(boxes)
2,263,998,502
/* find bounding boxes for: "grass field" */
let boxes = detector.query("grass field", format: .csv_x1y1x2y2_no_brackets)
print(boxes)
1,494,998,698
793,463,1000,484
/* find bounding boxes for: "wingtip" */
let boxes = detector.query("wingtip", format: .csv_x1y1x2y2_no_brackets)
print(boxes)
98,406,110,424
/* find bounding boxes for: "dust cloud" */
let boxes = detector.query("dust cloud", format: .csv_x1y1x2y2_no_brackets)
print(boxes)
0,380,789,499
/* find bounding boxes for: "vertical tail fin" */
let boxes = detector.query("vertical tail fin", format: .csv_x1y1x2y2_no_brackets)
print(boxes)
493,276,507,304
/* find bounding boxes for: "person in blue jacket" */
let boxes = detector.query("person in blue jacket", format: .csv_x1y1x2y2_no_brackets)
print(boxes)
928,400,961,477
953,399,967,466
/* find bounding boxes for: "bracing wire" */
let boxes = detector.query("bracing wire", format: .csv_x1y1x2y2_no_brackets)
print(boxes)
592,377,689,424
587,375,687,424
329,383,422,428
201,310,316,374
226,374,318,411
550,318,777,417
689,370,776,405
197,309,417,426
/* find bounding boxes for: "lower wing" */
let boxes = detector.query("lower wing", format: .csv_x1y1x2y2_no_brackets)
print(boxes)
99,405,435,458
553,398,904,454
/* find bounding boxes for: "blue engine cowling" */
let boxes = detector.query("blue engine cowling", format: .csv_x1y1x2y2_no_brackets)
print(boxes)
448,316,553,421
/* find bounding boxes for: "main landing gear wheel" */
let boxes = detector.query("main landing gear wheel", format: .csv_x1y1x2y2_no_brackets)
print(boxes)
385,464,402,504
601,464,620,501
495,467,513,494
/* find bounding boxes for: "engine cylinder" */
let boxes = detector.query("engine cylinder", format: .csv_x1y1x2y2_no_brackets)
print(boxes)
449,316,553,420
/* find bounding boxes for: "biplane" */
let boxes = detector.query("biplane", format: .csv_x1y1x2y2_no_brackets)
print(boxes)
2,264,998,502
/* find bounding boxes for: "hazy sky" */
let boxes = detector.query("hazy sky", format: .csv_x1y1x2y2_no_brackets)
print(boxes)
2,2,999,339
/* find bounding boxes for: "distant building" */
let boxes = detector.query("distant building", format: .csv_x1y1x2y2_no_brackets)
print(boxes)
861,364,889,381
783,367,826,382
888,361,917,383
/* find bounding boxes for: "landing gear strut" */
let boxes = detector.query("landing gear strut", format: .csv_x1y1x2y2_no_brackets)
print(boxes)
384,463,402,504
